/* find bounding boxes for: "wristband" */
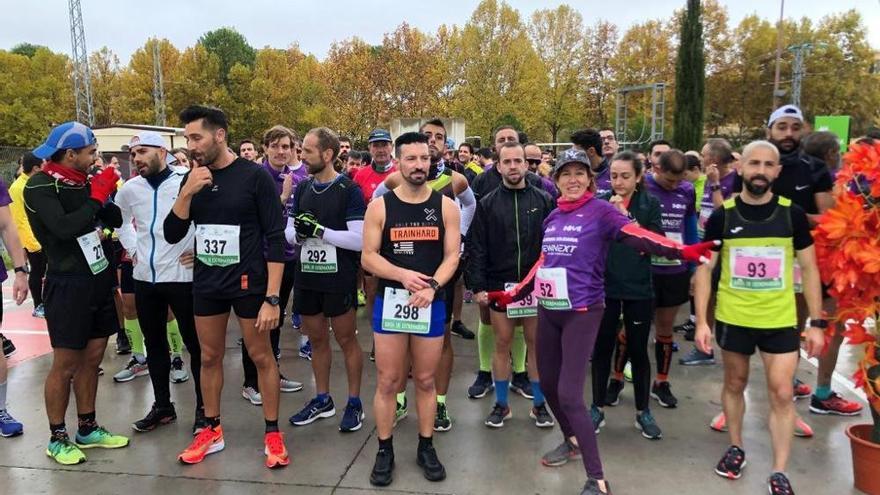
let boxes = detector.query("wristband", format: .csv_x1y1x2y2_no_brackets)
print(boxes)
811,318,829,329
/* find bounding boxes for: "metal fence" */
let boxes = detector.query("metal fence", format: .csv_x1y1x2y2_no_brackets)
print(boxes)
0,146,29,186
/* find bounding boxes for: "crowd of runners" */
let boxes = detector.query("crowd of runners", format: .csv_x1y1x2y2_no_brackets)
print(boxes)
0,102,874,495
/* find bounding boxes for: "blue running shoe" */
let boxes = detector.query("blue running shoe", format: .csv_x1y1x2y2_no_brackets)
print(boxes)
291,313,302,330
289,396,336,426
339,401,364,432
298,341,312,361
0,410,23,437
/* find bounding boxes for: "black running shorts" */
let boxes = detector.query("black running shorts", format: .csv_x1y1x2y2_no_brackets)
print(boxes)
193,293,263,318
44,272,119,350
715,321,800,355
292,288,356,318
652,271,691,308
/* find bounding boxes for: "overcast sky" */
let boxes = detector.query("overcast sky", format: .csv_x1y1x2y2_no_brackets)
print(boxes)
3,0,879,63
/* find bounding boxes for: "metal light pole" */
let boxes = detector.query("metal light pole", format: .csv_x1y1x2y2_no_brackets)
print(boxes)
771,0,785,109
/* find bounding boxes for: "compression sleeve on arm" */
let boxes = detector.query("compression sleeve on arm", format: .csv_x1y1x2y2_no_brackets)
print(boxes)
618,223,684,260
458,187,476,235
322,220,364,252
684,213,699,245
284,216,299,246
372,181,390,200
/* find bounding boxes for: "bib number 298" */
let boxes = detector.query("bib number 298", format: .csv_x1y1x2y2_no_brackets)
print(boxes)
393,304,420,320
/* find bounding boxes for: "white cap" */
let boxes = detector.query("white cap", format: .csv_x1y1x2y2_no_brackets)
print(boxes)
129,131,168,150
768,105,804,127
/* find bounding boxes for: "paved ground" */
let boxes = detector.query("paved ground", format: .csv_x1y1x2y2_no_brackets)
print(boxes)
0,285,869,495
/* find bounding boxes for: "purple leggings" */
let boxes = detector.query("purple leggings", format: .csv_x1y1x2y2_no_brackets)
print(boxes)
537,306,605,480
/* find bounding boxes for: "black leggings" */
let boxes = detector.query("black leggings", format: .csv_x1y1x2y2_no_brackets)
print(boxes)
134,281,202,409
592,298,653,411
243,260,295,389
25,249,46,307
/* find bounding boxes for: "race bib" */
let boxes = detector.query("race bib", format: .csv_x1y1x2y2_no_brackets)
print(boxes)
698,206,713,231
195,224,240,267
793,260,803,294
729,246,785,291
381,287,432,334
77,231,108,274
652,232,683,266
535,267,571,310
300,238,338,273
505,282,537,318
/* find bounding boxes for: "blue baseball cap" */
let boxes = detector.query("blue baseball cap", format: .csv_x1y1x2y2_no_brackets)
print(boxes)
33,121,97,160
368,128,392,143
445,138,455,149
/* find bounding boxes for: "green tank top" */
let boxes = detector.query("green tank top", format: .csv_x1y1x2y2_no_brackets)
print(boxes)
715,196,797,329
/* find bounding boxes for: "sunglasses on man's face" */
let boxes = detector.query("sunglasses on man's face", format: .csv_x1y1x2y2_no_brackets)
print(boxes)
526,158,542,165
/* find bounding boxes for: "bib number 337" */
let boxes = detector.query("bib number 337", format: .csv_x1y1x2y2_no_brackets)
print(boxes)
196,224,241,267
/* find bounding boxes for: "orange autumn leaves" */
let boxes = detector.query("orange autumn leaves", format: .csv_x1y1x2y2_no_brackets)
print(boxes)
813,140,880,407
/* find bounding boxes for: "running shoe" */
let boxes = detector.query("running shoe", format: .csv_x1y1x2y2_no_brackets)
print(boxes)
684,325,695,341
674,320,695,335
357,289,366,307
113,357,148,383
541,438,581,467
510,372,534,399
416,444,446,481
298,340,312,360
651,381,678,408
192,408,208,436
169,356,189,383
115,333,131,355
178,425,224,464
0,410,23,437
768,472,795,495
709,411,727,432
809,391,863,416
32,303,46,319
679,347,715,366
605,379,624,406
242,386,262,406
623,361,633,382
450,321,475,339
280,375,304,393
714,445,747,479
0,333,15,358
339,401,364,432
635,409,662,440
75,427,130,449
370,447,395,486
580,478,612,495
46,436,86,465
434,402,452,432
394,396,408,426
264,431,289,468
132,403,177,432
793,379,812,400
467,371,494,399
484,403,512,428
289,396,336,426
794,416,813,438
530,403,554,428
591,405,606,434
291,313,302,330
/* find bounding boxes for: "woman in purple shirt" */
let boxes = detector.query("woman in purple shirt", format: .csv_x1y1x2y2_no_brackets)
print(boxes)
491,149,716,495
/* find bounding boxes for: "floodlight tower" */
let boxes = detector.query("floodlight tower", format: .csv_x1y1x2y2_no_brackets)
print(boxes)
153,41,166,126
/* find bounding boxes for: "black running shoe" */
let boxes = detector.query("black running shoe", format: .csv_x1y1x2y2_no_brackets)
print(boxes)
651,381,678,408
530,403,554,428
768,472,795,494
580,478,612,495
510,372,533,399
485,403,511,428
115,333,131,355
450,321,475,339
416,444,446,481
434,403,452,432
0,333,15,358
714,445,747,479
467,371,494,399
369,448,395,486
605,379,624,406
192,407,208,436
132,403,176,432
674,320,695,334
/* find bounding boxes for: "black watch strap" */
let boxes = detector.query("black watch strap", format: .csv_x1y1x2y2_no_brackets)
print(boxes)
265,295,280,306
427,278,440,291
14,266,28,274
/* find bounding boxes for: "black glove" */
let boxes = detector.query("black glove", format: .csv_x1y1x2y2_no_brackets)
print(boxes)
294,212,324,239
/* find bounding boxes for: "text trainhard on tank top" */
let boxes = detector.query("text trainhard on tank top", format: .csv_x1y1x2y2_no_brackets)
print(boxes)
379,190,446,301
294,175,359,293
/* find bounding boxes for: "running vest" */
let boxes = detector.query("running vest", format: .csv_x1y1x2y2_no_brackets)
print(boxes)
715,196,796,329
379,190,446,300
428,164,455,199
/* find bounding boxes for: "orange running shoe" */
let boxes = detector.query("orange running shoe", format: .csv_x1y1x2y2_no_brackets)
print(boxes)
178,425,224,464
264,431,289,468
709,412,727,432
794,416,813,438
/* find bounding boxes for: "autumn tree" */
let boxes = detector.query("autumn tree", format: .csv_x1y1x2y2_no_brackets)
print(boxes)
89,47,123,126
581,21,618,128
198,27,256,86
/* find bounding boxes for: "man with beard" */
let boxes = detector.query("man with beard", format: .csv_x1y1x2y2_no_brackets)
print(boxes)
239,140,259,163
695,140,825,495
116,132,204,434
362,132,460,486
339,136,352,163
165,106,288,468
458,143,482,184
286,127,367,433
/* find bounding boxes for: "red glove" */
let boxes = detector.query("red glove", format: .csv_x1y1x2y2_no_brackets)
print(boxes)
681,240,720,264
89,167,118,204
487,291,513,310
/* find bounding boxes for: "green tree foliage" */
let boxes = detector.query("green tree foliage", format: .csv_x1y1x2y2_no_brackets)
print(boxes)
673,0,705,150
198,27,256,86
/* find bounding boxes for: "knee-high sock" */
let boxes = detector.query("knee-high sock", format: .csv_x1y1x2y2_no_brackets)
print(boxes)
655,335,674,382
166,319,184,355
511,325,526,374
125,318,146,358
478,321,494,373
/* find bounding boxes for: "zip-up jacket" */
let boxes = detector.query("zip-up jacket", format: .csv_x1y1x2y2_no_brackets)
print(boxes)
471,165,551,202
117,166,194,284
465,183,554,293
600,187,663,301
8,174,41,252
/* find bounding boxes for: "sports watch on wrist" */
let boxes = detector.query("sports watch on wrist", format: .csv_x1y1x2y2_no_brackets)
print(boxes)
427,278,441,292
265,295,281,306
13,266,28,275
811,318,829,329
